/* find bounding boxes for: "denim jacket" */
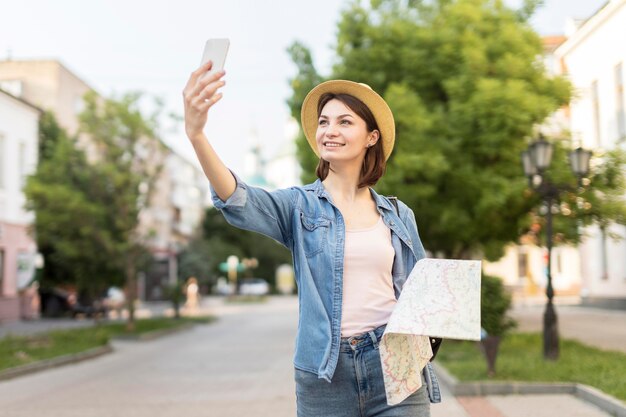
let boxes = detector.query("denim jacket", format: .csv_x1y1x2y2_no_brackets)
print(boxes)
211,171,442,403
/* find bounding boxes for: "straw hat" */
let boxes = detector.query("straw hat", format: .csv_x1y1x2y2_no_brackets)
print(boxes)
300,80,395,161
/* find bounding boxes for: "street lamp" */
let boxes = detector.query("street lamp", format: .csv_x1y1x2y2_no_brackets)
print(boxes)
521,135,591,360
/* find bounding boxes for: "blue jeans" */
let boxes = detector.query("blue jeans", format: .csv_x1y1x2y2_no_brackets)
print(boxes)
295,324,430,417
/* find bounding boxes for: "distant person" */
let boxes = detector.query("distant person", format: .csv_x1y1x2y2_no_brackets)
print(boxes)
183,62,440,416
184,277,199,310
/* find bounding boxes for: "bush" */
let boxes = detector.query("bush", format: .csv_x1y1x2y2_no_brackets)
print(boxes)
481,274,517,337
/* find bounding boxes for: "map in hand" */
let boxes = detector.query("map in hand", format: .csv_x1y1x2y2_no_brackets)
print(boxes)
380,258,482,405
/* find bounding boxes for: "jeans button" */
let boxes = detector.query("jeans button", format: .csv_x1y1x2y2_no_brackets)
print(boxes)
351,339,358,346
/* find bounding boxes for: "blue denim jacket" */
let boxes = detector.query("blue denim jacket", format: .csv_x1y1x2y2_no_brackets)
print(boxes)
211,171,442,403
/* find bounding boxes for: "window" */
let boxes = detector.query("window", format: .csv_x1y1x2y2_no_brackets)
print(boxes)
616,63,625,139
0,249,4,295
591,80,602,147
0,134,4,189
19,142,27,187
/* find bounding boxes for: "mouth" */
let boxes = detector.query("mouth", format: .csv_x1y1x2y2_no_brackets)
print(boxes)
323,141,345,148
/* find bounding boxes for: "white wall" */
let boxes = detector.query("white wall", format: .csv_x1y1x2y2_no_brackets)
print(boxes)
556,0,626,302
558,1,626,149
0,92,39,225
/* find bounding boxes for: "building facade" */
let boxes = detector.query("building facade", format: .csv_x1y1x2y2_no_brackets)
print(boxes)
0,89,41,321
553,0,626,308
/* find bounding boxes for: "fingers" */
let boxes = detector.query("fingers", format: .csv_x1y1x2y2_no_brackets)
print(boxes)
183,71,225,109
189,70,225,99
191,79,226,107
184,60,214,91
198,92,223,111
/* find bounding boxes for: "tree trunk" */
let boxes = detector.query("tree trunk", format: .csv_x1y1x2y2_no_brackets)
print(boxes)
480,335,501,377
125,253,137,333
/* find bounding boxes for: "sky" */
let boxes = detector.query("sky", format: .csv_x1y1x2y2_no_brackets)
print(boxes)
0,0,610,178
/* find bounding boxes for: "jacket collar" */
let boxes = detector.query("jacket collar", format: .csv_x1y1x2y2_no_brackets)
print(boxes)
304,178,396,213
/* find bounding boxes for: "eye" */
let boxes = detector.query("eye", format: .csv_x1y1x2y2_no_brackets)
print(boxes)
318,119,328,126
340,119,352,125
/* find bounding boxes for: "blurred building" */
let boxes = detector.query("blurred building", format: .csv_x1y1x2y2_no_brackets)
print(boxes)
552,0,626,308
266,118,302,189
0,89,41,321
138,152,207,300
0,59,207,303
483,35,583,300
240,120,301,191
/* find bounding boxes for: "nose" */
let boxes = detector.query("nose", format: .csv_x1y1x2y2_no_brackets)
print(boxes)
325,121,339,137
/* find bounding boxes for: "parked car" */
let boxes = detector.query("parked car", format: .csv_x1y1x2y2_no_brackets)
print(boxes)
239,278,270,296
39,287,107,318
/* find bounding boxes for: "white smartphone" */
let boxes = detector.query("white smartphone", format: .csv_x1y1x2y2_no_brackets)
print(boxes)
200,38,230,77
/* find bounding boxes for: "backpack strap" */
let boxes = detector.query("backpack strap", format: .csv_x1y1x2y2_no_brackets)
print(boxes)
388,196,399,216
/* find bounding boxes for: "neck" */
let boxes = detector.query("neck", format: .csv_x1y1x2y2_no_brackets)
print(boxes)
322,160,369,203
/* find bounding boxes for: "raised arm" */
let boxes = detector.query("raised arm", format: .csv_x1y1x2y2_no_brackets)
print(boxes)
182,60,295,248
182,60,235,201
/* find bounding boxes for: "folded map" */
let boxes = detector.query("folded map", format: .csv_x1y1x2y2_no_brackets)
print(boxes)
380,258,482,405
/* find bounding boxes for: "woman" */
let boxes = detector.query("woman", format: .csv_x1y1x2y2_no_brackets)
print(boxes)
183,61,440,416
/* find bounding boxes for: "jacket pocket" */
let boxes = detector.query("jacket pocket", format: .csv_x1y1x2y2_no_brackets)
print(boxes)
300,212,330,258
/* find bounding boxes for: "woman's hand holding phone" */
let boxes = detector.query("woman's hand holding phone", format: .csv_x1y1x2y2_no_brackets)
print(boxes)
181,40,236,203
182,60,226,142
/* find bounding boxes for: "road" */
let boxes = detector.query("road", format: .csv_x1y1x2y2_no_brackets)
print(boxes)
0,296,619,417
0,298,299,417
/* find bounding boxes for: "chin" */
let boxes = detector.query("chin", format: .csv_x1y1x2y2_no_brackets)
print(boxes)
321,154,358,165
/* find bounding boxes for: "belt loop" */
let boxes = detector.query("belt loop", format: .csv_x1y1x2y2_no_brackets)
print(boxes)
368,330,379,350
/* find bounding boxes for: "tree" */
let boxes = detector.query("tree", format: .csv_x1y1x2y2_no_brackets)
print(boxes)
25,112,122,302
79,91,166,330
480,273,517,376
193,208,291,285
287,0,626,260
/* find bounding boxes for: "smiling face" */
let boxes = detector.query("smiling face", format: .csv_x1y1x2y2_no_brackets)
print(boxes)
316,99,378,164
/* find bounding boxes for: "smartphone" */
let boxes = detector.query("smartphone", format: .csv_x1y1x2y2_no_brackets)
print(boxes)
200,38,230,77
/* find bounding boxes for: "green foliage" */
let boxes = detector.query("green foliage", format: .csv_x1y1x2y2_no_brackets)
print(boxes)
163,280,184,318
196,208,292,290
481,274,516,336
287,0,626,261
79,91,167,318
178,238,220,292
522,137,626,247
286,42,325,185
25,112,122,298
27,91,168,317
437,333,626,402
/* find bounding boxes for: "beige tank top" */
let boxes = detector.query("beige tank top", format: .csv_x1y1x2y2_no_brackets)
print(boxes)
340,215,397,337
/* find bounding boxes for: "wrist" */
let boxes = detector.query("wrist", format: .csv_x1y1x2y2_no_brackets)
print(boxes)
188,132,207,144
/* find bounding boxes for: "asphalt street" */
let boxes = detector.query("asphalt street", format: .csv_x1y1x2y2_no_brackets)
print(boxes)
0,296,621,416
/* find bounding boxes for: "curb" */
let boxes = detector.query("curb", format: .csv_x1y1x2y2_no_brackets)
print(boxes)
111,323,195,341
0,323,198,382
0,345,113,382
433,363,626,417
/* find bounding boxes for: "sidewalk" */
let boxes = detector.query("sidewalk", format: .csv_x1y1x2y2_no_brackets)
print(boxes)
444,393,614,417
510,300,626,354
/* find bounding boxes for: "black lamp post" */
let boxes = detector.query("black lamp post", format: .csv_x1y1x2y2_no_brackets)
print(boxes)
521,135,591,360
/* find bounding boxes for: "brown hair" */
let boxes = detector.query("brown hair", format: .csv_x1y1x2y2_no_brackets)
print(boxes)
315,93,386,188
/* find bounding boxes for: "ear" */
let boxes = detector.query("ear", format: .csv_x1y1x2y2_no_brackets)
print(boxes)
368,130,380,147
